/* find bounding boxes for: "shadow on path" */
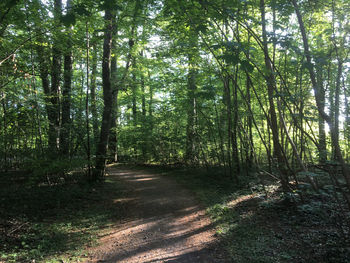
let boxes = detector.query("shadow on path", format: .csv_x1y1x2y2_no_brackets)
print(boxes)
87,167,229,263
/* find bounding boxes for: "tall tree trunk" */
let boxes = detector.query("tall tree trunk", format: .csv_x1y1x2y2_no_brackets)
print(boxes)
328,63,336,159
86,22,92,177
49,0,62,155
141,82,146,117
132,59,137,126
140,51,147,161
1,93,8,170
316,64,327,163
109,36,118,163
148,70,153,130
260,0,289,192
108,88,119,162
60,0,72,157
292,0,350,206
93,8,115,179
90,34,99,149
34,32,53,153
333,58,343,161
344,79,350,161
246,34,254,167
232,68,240,181
223,76,233,178
185,33,198,164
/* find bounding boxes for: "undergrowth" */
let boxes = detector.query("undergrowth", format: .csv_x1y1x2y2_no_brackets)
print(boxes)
0,171,127,263
159,166,350,263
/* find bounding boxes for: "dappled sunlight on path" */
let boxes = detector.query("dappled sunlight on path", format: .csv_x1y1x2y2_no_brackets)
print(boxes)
86,168,227,263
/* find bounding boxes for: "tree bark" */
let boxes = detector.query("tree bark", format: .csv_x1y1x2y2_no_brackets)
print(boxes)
90,34,99,148
108,36,118,163
232,68,240,181
185,32,198,164
291,0,350,204
260,0,289,192
49,0,62,155
60,0,72,157
93,8,115,179
316,64,327,163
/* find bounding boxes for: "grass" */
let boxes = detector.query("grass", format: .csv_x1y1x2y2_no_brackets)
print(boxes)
0,171,128,263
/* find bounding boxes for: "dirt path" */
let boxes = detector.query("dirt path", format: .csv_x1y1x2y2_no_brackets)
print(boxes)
86,167,228,263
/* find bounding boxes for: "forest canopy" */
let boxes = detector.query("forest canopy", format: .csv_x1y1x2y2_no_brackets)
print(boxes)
0,0,350,203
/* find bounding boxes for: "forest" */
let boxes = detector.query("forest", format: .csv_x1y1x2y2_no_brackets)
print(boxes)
1,0,350,262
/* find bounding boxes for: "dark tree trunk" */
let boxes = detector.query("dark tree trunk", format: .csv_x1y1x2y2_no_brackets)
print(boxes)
140,51,147,160
246,34,254,167
260,0,289,192
48,0,62,155
223,76,233,178
109,37,118,163
93,9,115,179
90,34,99,148
333,58,343,160
132,60,137,126
60,0,72,157
316,64,327,163
292,0,350,206
232,70,240,181
185,34,198,164
344,80,350,161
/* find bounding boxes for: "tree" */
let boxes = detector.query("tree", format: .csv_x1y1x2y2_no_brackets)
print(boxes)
93,5,116,179
60,0,73,157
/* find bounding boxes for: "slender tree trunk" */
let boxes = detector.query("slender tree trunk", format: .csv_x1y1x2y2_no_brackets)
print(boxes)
246,34,254,167
260,0,289,192
185,33,198,164
292,0,350,205
35,29,56,156
140,51,147,160
329,63,336,159
132,60,137,126
60,0,72,157
141,75,146,117
108,88,119,162
344,79,350,161
316,64,327,163
86,22,91,178
223,76,233,178
148,71,153,121
49,0,62,155
93,9,115,179
90,34,99,149
1,94,7,171
232,69,240,181
334,58,343,161
109,36,118,163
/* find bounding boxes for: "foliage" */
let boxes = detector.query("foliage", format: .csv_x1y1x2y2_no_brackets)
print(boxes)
0,175,127,262
160,166,350,263
1,0,350,260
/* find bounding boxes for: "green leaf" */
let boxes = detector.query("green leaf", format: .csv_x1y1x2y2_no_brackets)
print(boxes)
195,24,208,33
301,61,314,71
221,53,239,64
61,13,76,27
74,4,91,16
211,44,222,50
240,60,254,73
4,0,19,9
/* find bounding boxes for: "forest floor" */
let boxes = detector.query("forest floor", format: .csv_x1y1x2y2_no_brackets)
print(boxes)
86,166,228,263
1,164,350,262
